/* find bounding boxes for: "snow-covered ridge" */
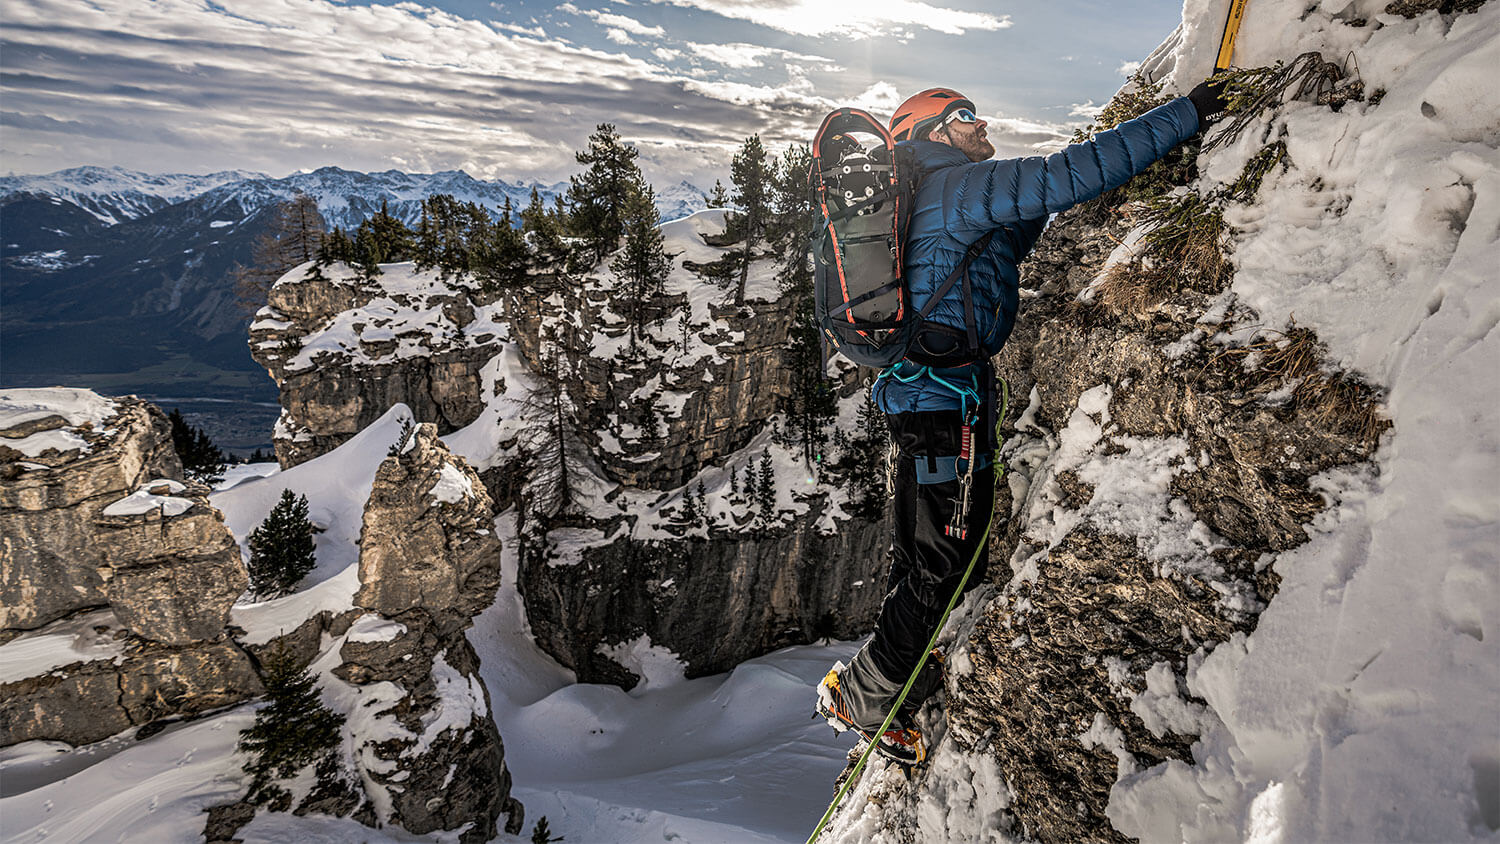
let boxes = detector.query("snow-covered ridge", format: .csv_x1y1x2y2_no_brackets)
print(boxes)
0,165,265,225
2,164,704,231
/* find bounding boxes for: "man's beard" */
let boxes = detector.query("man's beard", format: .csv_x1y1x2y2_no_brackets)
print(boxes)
957,130,995,162
944,125,995,161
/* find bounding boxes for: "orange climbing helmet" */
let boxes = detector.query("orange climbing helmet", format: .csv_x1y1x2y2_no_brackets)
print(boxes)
889,88,977,142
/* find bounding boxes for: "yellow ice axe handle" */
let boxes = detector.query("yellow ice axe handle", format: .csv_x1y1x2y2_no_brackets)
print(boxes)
1215,0,1250,72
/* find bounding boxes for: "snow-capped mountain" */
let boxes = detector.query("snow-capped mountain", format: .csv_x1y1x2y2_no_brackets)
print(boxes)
0,165,266,226
0,165,704,232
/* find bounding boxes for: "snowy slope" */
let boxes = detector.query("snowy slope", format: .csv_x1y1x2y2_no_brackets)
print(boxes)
1109,2,1500,842
820,1,1500,842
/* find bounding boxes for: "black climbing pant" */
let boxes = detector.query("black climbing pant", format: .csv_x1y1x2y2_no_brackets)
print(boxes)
866,401,996,696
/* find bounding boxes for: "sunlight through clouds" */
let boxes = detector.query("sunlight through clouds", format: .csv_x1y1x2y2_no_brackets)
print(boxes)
645,0,1011,38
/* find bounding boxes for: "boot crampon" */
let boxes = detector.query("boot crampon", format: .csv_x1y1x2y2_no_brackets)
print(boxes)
815,663,926,766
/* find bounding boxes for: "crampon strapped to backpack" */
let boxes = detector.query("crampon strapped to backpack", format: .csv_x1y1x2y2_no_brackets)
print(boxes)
811,108,912,369
811,108,994,371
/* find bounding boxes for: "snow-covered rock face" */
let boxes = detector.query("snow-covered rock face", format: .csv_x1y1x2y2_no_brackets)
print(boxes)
0,389,261,747
251,263,504,468
353,423,501,620
323,423,517,842
0,389,245,640
823,1,1499,842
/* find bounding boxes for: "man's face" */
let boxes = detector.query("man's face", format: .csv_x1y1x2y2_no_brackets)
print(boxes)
931,112,994,162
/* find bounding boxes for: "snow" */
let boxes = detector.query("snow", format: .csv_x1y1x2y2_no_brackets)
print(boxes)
214,404,411,646
101,478,195,517
0,608,129,684
0,387,118,457
595,634,688,694
346,613,407,644
428,462,473,504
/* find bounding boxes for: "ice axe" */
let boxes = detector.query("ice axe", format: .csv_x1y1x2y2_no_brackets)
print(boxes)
1214,0,1250,72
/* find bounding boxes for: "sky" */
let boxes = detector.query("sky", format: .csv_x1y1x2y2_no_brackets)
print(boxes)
0,0,1185,190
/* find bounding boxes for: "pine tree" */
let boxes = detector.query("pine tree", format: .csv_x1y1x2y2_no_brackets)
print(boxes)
317,226,356,267
730,464,740,497
232,193,326,314
472,207,530,293
247,489,317,598
238,640,345,806
522,187,569,270
353,223,382,280
168,408,226,485
707,179,730,209
729,135,770,306
611,181,672,344
366,198,414,262
694,481,709,531
756,449,776,523
567,123,643,264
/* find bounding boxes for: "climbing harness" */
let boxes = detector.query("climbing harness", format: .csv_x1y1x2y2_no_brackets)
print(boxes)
876,361,989,537
805,378,1010,844
1214,0,1251,72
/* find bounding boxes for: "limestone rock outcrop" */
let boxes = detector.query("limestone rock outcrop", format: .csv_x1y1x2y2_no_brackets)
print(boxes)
0,389,259,747
835,192,1385,841
249,264,503,467
331,423,519,842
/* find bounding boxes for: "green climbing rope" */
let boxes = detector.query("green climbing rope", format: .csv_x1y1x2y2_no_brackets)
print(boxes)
805,378,1009,844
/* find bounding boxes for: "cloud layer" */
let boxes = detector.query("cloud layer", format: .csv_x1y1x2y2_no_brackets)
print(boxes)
1,0,1078,187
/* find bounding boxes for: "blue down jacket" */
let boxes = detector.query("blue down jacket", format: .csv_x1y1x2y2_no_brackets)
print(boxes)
873,96,1200,415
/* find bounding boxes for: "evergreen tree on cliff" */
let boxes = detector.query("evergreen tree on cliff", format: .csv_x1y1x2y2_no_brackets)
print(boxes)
238,640,344,806
611,180,671,344
567,123,641,264
522,187,570,271
472,197,530,291
769,143,836,464
365,198,414,262
247,489,317,598
730,135,770,306
232,193,326,314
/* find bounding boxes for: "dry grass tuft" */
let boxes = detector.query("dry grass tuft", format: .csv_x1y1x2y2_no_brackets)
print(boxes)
1211,325,1388,446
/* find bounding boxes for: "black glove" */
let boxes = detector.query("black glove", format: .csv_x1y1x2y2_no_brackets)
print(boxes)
1187,77,1230,125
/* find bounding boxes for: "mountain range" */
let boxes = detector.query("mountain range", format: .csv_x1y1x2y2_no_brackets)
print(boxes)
0,166,708,448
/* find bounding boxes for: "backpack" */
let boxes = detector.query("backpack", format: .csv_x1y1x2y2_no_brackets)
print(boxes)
811,108,993,370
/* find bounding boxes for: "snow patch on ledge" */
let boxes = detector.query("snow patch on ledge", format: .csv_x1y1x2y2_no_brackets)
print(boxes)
597,634,687,695
428,462,473,504
102,479,194,517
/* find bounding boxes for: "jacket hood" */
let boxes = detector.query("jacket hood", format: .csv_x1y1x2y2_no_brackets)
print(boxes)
901,139,976,178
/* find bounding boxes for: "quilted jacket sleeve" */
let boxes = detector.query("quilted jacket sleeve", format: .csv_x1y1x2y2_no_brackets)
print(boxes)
934,97,1199,234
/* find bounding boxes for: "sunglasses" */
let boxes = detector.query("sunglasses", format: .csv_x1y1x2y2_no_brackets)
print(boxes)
941,108,979,127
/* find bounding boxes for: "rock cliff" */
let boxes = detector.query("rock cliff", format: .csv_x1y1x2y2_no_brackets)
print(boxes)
249,211,888,688
0,389,261,747
337,423,519,841
249,262,503,468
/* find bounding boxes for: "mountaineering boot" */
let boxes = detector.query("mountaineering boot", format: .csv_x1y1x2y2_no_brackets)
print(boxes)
815,646,926,765
896,648,945,725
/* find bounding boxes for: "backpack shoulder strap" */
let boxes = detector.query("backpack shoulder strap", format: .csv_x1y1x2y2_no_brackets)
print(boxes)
917,231,994,320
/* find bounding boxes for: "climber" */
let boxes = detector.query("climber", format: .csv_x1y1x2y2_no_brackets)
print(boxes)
816,79,1230,765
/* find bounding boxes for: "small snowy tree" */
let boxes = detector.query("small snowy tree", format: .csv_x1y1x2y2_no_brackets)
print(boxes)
707,179,730,209
755,449,776,523
530,815,564,843
238,640,344,806
247,489,317,598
